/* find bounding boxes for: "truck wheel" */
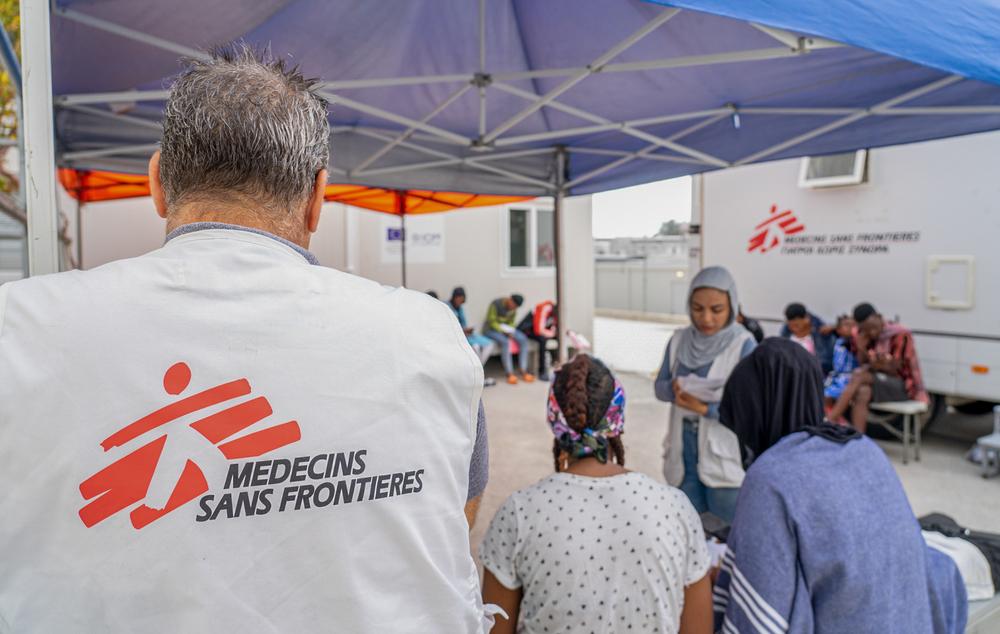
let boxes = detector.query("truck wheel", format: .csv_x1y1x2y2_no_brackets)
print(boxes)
865,394,944,440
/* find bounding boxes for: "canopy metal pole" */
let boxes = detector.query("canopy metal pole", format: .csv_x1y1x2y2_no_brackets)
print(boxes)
21,0,60,276
0,20,26,278
396,190,407,288
76,197,83,269
482,9,680,144
553,148,568,364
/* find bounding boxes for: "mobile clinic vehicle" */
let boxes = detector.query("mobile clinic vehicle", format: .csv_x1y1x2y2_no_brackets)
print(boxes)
694,129,1000,427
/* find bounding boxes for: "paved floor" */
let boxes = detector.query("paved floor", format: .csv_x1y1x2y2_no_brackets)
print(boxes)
472,319,1000,559
592,315,682,377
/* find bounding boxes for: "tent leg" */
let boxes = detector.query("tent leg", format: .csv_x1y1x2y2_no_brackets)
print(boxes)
553,148,568,364
20,0,61,276
396,190,407,288
76,198,83,269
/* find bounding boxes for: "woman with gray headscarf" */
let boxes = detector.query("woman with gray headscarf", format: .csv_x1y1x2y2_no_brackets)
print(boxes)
655,266,756,522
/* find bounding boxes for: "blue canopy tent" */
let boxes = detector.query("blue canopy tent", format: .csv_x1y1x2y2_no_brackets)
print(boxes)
18,0,1000,366
37,0,1000,197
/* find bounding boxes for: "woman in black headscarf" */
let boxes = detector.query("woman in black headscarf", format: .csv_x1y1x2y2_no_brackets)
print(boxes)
712,338,966,633
719,335,853,467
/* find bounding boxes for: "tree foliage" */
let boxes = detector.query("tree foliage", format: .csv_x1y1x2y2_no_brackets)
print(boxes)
657,219,682,236
0,1,19,193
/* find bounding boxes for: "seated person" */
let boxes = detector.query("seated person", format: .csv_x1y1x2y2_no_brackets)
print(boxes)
736,307,765,344
715,339,967,633
831,303,929,433
825,315,861,422
448,286,497,386
516,300,557,381
481,355,713,634
483,293,534,385
780,302,836,373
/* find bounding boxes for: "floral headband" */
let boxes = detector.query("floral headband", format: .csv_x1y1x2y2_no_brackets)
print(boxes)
547,377,625,463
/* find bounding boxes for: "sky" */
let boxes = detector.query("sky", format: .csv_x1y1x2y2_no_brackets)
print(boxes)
592,176,692,239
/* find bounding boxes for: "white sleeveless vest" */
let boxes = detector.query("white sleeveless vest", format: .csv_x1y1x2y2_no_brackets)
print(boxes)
0,229,487,633
662,328,752,489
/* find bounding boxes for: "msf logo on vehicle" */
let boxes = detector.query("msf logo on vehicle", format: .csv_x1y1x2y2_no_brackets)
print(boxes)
747,204,805,253
78,362,301,529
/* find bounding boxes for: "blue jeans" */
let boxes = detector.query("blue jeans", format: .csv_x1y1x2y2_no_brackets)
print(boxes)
484,329,529,375
680,419,740,523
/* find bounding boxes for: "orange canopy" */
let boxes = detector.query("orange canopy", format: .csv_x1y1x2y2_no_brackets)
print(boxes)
58,169,531,214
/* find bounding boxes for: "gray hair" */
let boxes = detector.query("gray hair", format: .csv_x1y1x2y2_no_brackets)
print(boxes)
159,43,330,213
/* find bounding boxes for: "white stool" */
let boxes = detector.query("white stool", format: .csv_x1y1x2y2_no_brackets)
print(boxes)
976,406,1000,479
869,401,928,465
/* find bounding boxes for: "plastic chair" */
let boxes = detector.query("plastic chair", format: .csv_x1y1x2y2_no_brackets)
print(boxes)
976,406,1000,479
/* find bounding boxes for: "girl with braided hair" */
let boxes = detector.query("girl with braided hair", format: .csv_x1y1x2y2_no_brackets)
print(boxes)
480,355,714,634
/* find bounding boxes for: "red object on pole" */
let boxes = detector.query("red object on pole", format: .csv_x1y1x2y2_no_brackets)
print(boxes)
396,190,407,288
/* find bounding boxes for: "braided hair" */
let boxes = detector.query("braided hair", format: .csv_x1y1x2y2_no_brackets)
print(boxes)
551,355,624,471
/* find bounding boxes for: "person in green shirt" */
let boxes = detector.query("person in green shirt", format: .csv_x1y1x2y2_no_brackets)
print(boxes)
483,294,534,385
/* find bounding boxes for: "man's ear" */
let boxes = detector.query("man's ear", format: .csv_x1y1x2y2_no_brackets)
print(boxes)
306,168,327,234
148,150,167,219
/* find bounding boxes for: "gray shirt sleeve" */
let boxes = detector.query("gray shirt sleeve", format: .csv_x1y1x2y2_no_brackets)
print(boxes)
468,400,489,501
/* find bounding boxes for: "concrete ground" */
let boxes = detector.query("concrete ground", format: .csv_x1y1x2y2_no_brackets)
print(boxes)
472,318,1000,558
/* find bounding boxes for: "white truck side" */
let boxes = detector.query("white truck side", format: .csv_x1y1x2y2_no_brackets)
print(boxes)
694,129,1000,412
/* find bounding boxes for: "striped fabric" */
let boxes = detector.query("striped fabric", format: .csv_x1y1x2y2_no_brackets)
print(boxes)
714,550,788,634
711,431,966,633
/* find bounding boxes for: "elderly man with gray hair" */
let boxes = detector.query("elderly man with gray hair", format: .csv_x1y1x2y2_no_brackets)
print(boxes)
0,45,493,633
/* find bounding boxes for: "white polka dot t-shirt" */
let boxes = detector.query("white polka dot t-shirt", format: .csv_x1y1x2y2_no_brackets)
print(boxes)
480,471,710,634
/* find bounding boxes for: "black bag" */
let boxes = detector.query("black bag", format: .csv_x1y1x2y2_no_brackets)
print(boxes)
920,512,1000,591
700,512,731,542
516,311,534,335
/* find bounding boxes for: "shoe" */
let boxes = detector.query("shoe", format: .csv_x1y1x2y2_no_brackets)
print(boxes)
522,373,536,383
506,374,519,385
484,377,497,387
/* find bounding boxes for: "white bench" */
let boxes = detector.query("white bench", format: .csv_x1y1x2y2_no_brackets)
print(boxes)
484,337,559,373
869,400,928,465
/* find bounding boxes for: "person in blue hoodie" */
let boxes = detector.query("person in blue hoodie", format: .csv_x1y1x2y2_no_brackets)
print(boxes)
780,302,836,374
713,338,967,634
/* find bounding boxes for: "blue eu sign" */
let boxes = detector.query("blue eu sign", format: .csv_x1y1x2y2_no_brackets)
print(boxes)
386,228,404,241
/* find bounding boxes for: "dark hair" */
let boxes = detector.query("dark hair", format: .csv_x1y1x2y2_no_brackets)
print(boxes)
550,355,623,471
784,302,808,321
511,294,524,307
853,302,878,323
426,290,439,299
451,286,466,302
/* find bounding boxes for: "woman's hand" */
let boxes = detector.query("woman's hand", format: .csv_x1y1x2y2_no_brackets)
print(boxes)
674,380,709,416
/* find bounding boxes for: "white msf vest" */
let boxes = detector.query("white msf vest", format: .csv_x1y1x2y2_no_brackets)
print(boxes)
662,329,752,489
0,229,487,633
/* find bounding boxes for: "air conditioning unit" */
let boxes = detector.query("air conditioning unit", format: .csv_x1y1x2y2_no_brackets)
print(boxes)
798,150,868,188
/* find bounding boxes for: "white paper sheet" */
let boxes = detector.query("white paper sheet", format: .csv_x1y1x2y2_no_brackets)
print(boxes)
678,375,727,402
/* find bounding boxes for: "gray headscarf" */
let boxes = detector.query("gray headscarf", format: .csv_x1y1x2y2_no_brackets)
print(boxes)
674,266,746,369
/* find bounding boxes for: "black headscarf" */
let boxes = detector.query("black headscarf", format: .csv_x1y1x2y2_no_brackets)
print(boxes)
719,337,860,467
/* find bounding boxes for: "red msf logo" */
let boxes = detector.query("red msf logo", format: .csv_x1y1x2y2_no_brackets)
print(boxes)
78,363,301,529
747,204,805,253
